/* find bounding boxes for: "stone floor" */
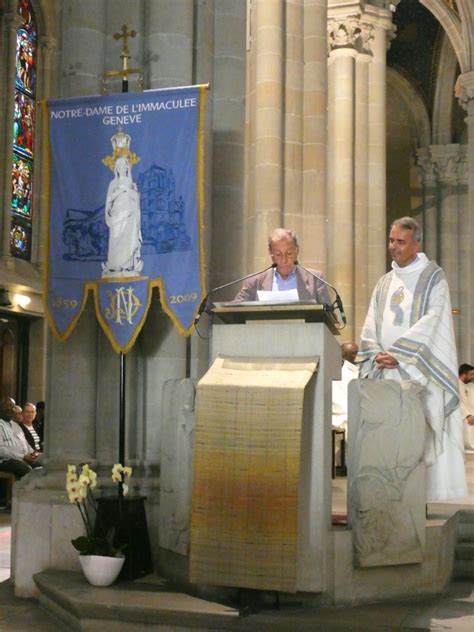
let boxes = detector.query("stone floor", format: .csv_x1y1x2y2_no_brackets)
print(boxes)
0,454,473,631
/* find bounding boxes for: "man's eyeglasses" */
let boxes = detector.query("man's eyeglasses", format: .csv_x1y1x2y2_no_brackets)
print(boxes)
270,249,297,259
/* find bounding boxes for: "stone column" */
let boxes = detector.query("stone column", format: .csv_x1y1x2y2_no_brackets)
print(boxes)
147,0,194,89
416,147,438,261
354,52,371,339
210,1,246,287
283,0,304,236
364,4,394,289
36,35,58,267
327,45,357,336
457,147,469,356
249,0,284,270
301,0,328,273
327,9,374,340
455,71,474,360
60,0,107,97
430,144,460,340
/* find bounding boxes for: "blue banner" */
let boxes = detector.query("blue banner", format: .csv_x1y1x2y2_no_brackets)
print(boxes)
45,86,207,352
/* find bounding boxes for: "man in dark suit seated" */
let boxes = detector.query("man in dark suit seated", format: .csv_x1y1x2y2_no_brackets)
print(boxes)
233,227,330,303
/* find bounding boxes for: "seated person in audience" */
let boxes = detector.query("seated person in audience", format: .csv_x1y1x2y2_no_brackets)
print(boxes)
0,396,41,479
233,228,330,303
458,363,474,451
20,402,43,453
11,405,22,423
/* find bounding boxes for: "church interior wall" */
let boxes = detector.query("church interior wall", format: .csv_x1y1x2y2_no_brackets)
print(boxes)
2,0,474,601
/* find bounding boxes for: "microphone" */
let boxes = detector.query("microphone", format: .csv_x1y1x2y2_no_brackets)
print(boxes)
194,263,277,325
295,263,347,325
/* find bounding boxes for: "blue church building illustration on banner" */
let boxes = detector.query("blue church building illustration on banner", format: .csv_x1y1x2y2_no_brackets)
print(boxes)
62,164,191,263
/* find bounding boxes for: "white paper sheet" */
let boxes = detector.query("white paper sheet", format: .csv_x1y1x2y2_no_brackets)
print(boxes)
257,289,299,302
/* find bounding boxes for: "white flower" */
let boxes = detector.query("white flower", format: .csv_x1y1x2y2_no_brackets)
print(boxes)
88,470,98,489
66,480,82,503
122,484,129,496
111,463,124,482
78,474,89,488
122,466,132,478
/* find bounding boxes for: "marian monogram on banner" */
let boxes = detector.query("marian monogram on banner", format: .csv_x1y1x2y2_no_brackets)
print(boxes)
45,86,207,352
105,287,142,326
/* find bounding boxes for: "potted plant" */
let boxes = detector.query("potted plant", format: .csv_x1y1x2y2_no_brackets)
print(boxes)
66,463,132,586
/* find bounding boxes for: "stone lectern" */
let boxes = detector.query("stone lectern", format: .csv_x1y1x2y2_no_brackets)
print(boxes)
189,304,341,593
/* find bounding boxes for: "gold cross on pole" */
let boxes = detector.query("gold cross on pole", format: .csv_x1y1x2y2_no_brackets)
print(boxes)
104,24,141,86
113,24,136,74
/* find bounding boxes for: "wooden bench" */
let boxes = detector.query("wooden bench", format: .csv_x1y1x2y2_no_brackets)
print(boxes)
0,471,15,508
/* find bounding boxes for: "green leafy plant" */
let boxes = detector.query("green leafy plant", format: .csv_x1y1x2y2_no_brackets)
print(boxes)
66,463,132,557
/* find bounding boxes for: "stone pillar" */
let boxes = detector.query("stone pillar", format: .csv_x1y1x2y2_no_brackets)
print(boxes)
244,1,328,272
430,144,460,334
301,0,328,273
364,4,394,289
457,147,469,357
353,53,371,339
327,8,375,340
147,0,194,89
36,35,58,267
249,0,284,270
455,71,474,361
283,0,304,235
327,45,357,337
60,0,107,96
210,1,246,287
416,147,438,261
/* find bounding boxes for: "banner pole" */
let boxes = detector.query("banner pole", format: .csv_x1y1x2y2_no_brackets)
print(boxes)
118,61,129,497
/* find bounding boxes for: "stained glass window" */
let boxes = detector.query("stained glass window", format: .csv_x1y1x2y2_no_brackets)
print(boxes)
10,0,37,260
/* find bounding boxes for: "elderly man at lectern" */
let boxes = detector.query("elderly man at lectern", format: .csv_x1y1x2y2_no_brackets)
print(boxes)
233,228,330,304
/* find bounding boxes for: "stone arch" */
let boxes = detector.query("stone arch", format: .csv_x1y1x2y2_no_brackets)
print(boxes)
386,68,430,230
432,31,458,144
419,0,468,72
387,67,431,147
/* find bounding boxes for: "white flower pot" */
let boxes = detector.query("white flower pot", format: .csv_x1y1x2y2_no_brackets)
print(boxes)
79,554,125,587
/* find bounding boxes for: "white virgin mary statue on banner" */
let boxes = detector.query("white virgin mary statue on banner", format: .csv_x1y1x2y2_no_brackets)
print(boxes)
102,131,143,278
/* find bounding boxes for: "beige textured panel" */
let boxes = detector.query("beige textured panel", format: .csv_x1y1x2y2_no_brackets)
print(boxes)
189,356,317,592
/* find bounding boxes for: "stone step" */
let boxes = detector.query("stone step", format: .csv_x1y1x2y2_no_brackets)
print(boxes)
34,570,240,631
457,522,474,541
453,560,474,581
35,569,458,632
456,510,474,542
455,542,474,561
457,510,474,525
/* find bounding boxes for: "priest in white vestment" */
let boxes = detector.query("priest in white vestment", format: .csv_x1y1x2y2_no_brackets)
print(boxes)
358,217,467,501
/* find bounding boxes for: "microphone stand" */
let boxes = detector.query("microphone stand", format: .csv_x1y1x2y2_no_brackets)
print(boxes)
194,263,277,326
296,263,347,326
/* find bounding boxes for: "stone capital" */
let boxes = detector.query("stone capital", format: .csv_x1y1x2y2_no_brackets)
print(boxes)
457,146,469,183
39,35,58,54
327,14,374,55
455,72,474,111
429,144,461,183
415,147,436,184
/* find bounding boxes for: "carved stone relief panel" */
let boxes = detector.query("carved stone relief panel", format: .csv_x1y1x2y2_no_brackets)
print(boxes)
347,379,426,567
